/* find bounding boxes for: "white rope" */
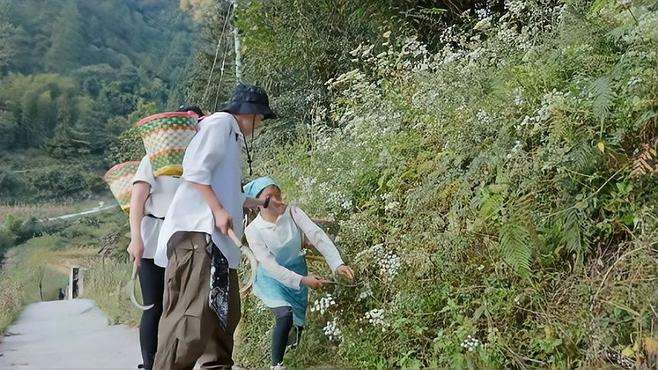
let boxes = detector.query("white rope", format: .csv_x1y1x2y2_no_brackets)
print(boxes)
212,4,235,110
201,2,234,106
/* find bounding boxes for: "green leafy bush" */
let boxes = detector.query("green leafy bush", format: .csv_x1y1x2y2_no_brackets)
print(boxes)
234,0,658,368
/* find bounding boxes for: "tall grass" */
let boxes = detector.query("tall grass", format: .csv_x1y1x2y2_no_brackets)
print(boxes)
83,259,141,326
0,236,69,333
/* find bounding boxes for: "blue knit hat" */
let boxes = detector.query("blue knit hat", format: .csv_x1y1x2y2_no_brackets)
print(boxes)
243,176,279,199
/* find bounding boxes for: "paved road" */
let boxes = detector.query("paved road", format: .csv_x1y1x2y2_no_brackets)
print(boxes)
0,299,141,369
45,204,118,222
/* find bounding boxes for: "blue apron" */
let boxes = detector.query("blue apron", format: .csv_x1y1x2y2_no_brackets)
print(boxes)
252,225,309,326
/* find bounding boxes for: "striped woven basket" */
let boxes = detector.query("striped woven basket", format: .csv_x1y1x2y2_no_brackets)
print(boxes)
104,161,141,212
136,112,199,177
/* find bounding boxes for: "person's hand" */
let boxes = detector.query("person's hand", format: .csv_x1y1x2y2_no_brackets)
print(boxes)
213,207,233,235
127,239,144,267
336,265,355,281
301,275,331,290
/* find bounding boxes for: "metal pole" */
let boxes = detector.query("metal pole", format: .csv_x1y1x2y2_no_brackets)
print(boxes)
232,0,242,83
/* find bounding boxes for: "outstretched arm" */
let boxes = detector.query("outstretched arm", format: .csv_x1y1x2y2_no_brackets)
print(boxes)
291,207,353,280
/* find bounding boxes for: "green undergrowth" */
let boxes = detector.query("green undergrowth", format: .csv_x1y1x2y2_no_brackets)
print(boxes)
236,0,658,368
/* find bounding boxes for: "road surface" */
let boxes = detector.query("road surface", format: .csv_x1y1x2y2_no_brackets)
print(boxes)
45,203,118,222
0,299,141,369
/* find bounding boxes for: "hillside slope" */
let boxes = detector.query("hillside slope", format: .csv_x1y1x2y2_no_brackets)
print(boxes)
0,0,196,203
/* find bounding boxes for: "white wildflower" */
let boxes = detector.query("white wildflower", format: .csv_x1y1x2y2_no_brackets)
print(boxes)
323,318,342,341
513,88,525,106
461,335,482,352
496,26,518,44
378,250,401,281
358,286,373,301
474,17,492,31
475,8,490,19
505,0,526,15
364,308,389,331
353,244,401,281
476,109,493,125
311,293,336,315
299,176,317,190
384,201,400,212
341,199,353,210
536,104,551,122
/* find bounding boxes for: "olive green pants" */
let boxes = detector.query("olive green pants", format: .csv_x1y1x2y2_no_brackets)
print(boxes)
154,232,241,370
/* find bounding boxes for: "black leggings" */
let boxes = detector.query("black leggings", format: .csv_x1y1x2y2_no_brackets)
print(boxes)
138,258,165,370
270,306,304,366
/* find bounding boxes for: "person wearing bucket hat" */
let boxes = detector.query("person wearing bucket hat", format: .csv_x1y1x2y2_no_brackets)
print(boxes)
221,83,277,119
152,84,277,370
221,83,277,176
243,177,355,369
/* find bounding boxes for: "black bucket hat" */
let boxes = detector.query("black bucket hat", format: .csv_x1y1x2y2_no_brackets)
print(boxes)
221,83,277,119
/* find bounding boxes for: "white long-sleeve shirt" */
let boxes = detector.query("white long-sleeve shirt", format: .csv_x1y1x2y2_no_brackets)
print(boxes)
245,206,344,290
155,112,246,268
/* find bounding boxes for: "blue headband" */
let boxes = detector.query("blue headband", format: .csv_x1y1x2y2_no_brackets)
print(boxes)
243,176,279,198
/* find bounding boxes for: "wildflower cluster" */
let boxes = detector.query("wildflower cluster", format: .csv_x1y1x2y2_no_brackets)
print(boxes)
323,318,342,342
310,293,336,315
354,243,402,282
461,335,482,352
378,250,401,282
364,308,389,331
357,286,373,301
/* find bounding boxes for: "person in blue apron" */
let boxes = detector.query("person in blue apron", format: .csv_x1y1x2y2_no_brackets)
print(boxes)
243,177,354,369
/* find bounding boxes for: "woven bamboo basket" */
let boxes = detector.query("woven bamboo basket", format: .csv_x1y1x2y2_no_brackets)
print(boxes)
104,161,140,212
136,112,199,177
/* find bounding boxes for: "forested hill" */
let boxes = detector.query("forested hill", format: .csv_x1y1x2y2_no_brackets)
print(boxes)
0,0,196,202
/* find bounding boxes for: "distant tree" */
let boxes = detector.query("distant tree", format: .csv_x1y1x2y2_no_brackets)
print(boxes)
45,95,92,158
0,11,14,76
105,100,155,163
45,1,86,73
18,90,41,147
0,112,17,150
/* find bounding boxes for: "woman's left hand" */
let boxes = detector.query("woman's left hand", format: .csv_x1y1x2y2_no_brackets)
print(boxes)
336,265,355,281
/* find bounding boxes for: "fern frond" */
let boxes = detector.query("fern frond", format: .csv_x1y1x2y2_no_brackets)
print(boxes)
630,143,657,178
479,191,504,222
569,138,598,173
403,7,446,26
590,76,613,123
498,194,537,278
562,207,584,260
500,219,532,278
